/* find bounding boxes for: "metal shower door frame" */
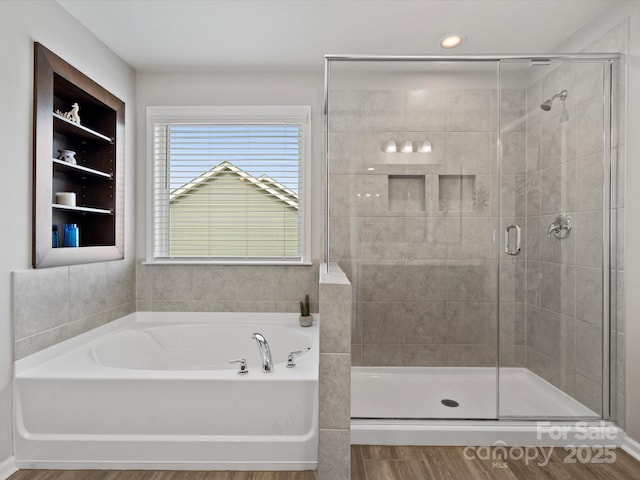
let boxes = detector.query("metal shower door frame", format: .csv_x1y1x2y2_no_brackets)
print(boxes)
324,53,619,422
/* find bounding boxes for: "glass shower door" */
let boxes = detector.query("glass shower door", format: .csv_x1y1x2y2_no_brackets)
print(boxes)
327,59,500,420
497,59,610,419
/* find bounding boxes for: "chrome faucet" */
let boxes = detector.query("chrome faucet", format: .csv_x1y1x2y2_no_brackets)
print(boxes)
252,333,273,373
547,214,573,239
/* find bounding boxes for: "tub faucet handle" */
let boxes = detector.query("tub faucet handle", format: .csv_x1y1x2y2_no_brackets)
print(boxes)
286,350,302,368
230,358,248,375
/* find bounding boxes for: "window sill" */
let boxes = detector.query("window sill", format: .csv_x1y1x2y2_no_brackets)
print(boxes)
143,259,313,266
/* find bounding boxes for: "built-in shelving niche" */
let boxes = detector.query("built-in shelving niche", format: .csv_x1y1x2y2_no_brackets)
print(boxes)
388,175,426,212
438,175,476,212
33,42,125,268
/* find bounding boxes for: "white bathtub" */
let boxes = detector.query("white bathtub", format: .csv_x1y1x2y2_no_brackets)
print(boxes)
14,312,319,471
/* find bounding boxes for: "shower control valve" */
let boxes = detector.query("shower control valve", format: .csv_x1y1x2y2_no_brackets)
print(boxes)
547,214,573,239
230,358,249,375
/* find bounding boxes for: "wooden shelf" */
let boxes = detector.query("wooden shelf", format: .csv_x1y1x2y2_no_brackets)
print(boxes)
52,203,113,215
52,158,113,179
53,113,113,143
33,42,124,268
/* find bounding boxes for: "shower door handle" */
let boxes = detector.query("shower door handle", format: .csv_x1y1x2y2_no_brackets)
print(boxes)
505,224,521,256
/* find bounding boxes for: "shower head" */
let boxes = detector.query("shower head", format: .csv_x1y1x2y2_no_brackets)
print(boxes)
540,89,568,111
540,100,553,111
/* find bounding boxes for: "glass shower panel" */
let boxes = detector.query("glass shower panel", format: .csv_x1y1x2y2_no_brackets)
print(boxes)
498,59,607,418
328,60,499,420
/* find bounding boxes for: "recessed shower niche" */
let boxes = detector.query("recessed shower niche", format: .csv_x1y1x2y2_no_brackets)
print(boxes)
438,174,476,212
388,175,425,212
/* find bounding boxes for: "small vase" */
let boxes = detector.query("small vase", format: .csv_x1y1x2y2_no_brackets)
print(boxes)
299,315,312,327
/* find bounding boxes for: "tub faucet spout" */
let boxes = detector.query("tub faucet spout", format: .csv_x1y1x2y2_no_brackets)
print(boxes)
252,333,273,373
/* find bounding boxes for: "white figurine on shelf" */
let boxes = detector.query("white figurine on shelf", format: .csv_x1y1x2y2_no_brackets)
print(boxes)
55,103,81,124
66,103,80,123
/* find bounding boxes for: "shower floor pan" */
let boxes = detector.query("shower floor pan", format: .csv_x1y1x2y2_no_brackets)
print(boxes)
352,366,597,419
351,367,616,446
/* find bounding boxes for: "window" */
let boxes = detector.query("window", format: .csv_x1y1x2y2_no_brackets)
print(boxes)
147,106,311,264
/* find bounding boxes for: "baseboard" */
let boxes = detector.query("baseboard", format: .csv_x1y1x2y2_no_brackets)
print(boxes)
14,460,316,471
0,456,17,480
622,434,640,461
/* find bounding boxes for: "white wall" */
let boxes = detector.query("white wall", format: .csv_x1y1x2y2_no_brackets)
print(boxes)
0,0,136,466
135,71,325,260
626,9,640,444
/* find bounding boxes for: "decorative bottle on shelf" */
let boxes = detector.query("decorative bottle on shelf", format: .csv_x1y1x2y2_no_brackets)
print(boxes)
52,225,58,248
63,223,79,247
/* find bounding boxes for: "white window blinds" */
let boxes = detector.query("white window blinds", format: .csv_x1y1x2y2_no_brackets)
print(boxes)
148,106,311,263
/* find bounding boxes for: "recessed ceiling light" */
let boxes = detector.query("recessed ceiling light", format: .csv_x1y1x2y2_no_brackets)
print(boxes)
440,35,463,49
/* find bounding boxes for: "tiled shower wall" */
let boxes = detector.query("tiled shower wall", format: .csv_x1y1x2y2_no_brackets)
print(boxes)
523,21,627,418
595,20,627,431
328,84,523,368
523,62,608,414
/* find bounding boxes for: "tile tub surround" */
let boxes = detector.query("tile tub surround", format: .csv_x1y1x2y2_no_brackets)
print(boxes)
14,261,319,358
318,264,351,480
136,262,320,314
13,260,135,359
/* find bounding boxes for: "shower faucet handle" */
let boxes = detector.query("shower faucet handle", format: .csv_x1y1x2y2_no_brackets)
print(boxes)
230,358,249,375
286,351,302,368
548,214,572,239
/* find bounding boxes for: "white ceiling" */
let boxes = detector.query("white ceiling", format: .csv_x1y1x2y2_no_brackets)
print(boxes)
57,0,617,72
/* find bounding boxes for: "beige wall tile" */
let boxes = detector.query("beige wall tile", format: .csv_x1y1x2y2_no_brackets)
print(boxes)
14,325,68,360
575,320,603,383
320,283,351,353
151,265,194,301
576,152,604,212
362,90,405,132
13,267,69,340
319,353,351,429
501,131,526,174
318,429,350,480
540,160,576,215
575,210,603,268
540,113,577,169
328,90,362,132
575,266,603,325
406,89,449,131
575,373,603,415
192,265,238,302
106,260,135,309
447,89,491,132
576,96,605,158
69,262,107,320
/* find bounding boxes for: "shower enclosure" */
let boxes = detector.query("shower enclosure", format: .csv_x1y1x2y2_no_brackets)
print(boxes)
325,55,618,422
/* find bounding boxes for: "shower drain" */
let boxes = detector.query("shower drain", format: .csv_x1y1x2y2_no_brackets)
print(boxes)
441,399,459,408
